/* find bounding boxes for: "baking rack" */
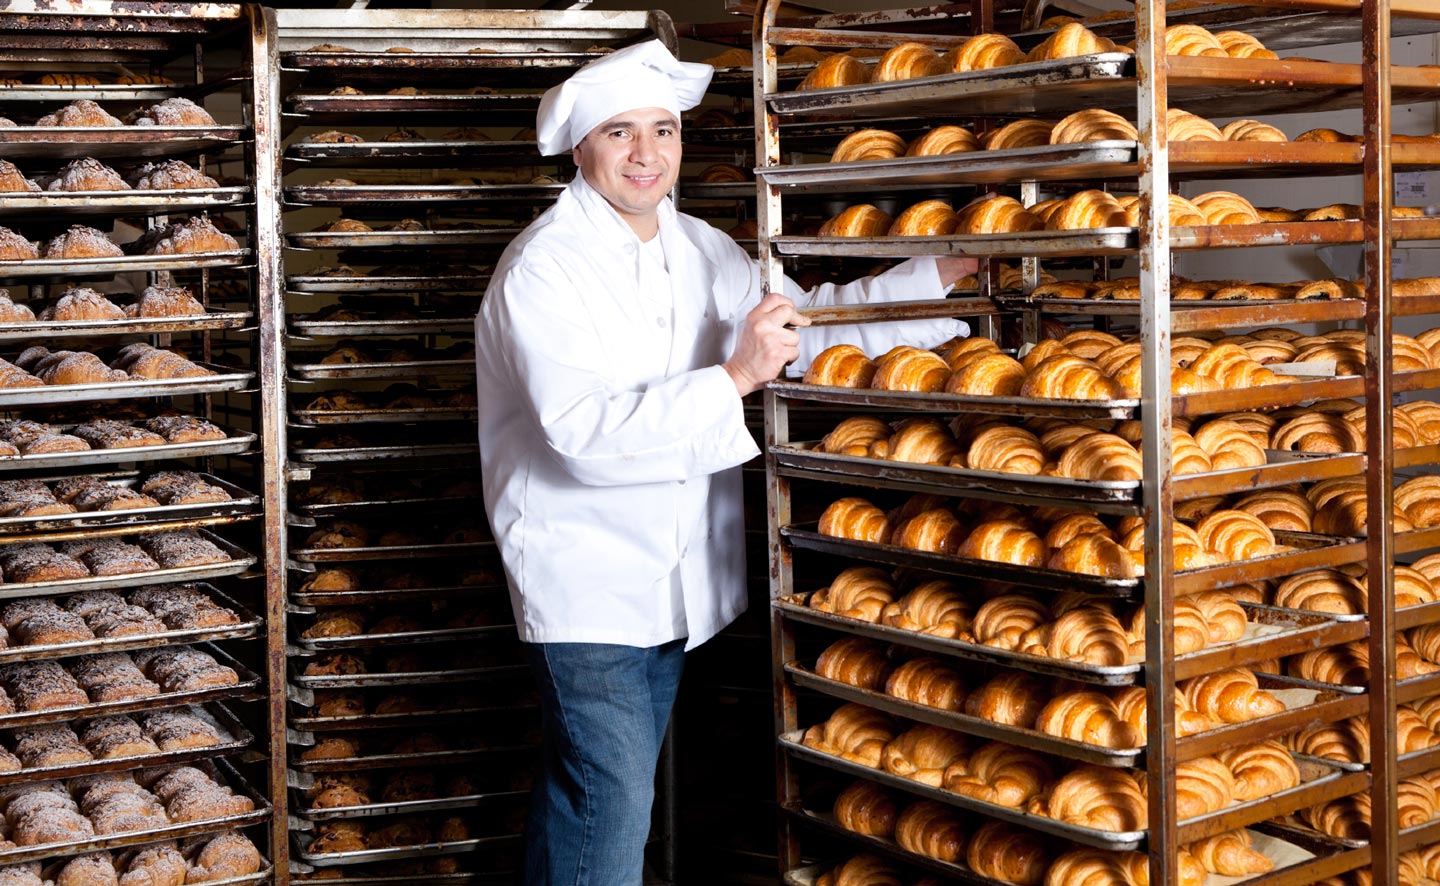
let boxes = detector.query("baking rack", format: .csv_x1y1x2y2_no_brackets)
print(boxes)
0,0,284,879
272,8,680,884
753,0,1440,884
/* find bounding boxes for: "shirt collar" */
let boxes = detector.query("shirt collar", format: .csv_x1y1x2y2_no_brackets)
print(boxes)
568,169,678,247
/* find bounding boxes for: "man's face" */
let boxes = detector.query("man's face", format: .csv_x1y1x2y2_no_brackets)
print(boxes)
572,106,681,236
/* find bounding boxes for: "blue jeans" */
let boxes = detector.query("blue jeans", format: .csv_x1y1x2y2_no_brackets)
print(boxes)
523,639,685,885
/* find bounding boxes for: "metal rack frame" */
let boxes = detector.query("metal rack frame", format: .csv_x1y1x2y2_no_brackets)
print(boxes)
754,1,1440,884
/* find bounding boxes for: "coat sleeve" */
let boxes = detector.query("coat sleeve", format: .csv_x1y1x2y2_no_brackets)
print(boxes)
482,256,760,488
702,230,970,368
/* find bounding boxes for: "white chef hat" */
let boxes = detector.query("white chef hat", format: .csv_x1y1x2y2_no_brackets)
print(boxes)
535,39,713,156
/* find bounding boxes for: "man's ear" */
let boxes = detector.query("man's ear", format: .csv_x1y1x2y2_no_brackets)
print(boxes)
570,142,583,164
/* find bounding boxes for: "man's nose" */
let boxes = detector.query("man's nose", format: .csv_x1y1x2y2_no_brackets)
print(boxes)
629,133,659,163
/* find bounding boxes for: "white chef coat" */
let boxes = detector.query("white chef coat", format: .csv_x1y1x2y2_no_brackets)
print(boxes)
474,171,969,651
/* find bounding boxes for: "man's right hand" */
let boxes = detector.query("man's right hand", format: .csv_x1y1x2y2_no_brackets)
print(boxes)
723,293,810,396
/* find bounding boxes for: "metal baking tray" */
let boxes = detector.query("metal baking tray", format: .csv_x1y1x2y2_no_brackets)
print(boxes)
0,642,261,730
1396,443,1440,471
0,756,268,867
288,229,524,249
294,789,530,824
290,539,493,564
291,443,477,464
686,116,928,149
0,188,249,220
295,623,514,653
289,406,477,427
1396,526,1440,557
0,472,258,535
993,294,1366,317
679,182,753,200
168,858,271,886
290,584,496,607
0,127,248,160
0,429,256,473
0,529,254,601
1178,758,1366,845
293,833,520,868
786,663,1142,767
288,275,489,293
781,525,1141,596
775,596,1138,685
0,702,251,786
289,358,475,381
1171,532,1369,597
286,92,543,117
780,730,1141,848
292,492,485,519
285,184,564,206
1398,670,1440,706
288,702,536,734
0,308,253,342
0,584,259,664
1173,603,1367,683
290,663,528,691
1178,678,1370,761
0,365,254,408
284,875,511,886
0,84,176,102
289,741,535,777
287,139,538,165
0,251,248,281
290,315,475,337
772,228,1137,260
282,48,603,76
1172,218,1440,251
767,380,1137,420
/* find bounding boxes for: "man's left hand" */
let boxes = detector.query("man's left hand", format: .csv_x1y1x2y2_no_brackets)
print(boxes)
935,256,980,288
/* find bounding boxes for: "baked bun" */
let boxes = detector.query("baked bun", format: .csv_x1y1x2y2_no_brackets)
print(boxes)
797,54,871,91
957,195,1044,234
944,33,1024,71
131,160,219,190
819,205,892,237
130,97,216,126
832,129,906,162
44,226,122,259
47,158,129,192
979,119,1054,150
36,99,122,127
146,217,238,255
906,125,978,157
887,200,958,236
1051,109,1138,144
872,43,945,82
1025,23,1120,62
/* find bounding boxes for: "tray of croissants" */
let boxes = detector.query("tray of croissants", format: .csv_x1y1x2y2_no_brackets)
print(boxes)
784,817,1331,886
779,566,1361,684
295,807,524,866
290,643,527,691
788,633,1366,760
291,757,534,823
0,701,251,786
782,696,1357,848
0,470,255,534
293,598,515,653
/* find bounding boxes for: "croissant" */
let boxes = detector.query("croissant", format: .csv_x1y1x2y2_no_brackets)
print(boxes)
1025,23,1119,62
946,353,1027,396
881,724,969,787
1215,29,1278,59
1048,534,1136,579
1194,190,1262,225
810,566,896,622
1192,418,1267,470
966,425,1045,474
1056,432,1142,481
892,508,968,554
1186,829,1274,875
1176,755,1237,819
1286,717,1368,764
870,346,950,392
1181,668,1285,723
1036,607,1130,666
814,855,902,886
971,593,1050,650
957,194,1044,233
820,204,893,237
888,200,959,236
1167,108,1225,142
1235,489,1314,533
1192,590,1248,644
906,125,979,157
831,128,907,163
1046,190,1129,230
801,703,897,768
1022,355,1125,401
1050,109,1138,145
872,42,945,82
1043,513,1111,549
1164,24,1228,57
1367,564,1437,609
979,120,1055,151
884,657,968,711
894,800,967,862
820,416,892,456
965,671,1048,727
1270,413,1364,453
941,336,999,369
1217,740,1300,802
1300,793,1371,840
1033,765,1145,832
1398,475,1440,528
1126,597,1208,657
798,53,872,91
944,33,1024,71
815,637,893,690
1035,690,1141,748
1195,509,1276,562
833,779,899,837
804,344,877,388
818,497,892,543
1121,850,1210,886
1111,685,1215,738
958,520,1046,566
871,418,962,464
943,741,1052,807
1044,849,1136,886
881,579,972,637
966,821,1054,886
1222,119,1287,141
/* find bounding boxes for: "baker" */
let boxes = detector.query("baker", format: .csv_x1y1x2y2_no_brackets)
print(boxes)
474,39,977,885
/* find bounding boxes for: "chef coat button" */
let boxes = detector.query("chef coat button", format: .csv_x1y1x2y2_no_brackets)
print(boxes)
678,479,686,485
657,316,667,328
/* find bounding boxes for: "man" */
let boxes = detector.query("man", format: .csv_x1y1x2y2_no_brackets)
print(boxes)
474,40,977,885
